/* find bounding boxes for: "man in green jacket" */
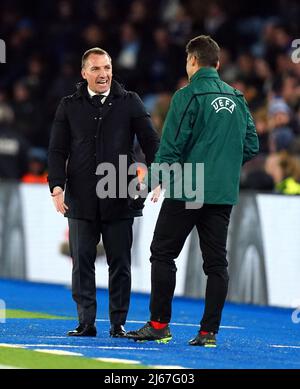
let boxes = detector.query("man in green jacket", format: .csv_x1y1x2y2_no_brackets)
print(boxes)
127,35,259,346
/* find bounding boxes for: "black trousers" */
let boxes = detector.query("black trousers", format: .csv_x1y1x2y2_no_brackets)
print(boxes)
150,199,232,333
68,212,133,326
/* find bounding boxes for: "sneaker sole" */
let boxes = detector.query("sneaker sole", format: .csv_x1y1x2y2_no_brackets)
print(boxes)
134,336,172,344
155,336,172,344
189,342,217,347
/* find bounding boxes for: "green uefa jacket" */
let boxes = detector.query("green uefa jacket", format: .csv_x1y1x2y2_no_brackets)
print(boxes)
152,67,259,204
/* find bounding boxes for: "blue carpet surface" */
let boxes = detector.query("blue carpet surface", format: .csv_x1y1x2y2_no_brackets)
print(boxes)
0,279,299,369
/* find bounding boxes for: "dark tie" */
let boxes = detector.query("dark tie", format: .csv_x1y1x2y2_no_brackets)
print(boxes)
91,94,105,107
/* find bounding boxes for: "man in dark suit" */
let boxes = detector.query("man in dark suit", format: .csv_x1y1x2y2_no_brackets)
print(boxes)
48,48,159,337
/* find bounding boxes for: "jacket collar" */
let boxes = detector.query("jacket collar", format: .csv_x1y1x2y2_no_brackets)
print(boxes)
190,67,219,82
74,79,125,99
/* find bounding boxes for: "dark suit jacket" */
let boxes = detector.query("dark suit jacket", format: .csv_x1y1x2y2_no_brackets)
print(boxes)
48,80,159,221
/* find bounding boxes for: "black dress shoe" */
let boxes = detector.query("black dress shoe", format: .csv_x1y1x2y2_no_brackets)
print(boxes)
109,324,127,338
67,324,97,337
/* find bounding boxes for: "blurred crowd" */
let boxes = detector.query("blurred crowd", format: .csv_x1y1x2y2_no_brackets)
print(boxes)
1,0,300,194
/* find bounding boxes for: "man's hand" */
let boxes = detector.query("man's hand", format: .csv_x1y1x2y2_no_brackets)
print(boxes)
151,185,161,203
51,186,69,214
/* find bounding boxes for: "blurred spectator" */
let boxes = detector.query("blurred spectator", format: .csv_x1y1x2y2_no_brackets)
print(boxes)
219,48,239,84
81,24,107,50
22,147,48,184
281,75,300,109
265,151,300,194
12,81,44,147
253,108,269,154
141,26,184,94
264,23,292,69
48,60,78,110
176,76,189,89
93,0,116,26
151,92,172,136
201,1,236,51
47,0,78,64
0,103,29,180
231,77,262,110
0,0,299,191
167,3,192,46
128,0,153,36
23,55,48,100
269,127,295,153
241,169,275,191
115,22,143,89
268,98,295,153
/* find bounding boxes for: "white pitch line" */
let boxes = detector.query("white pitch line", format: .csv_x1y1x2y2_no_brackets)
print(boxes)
102,318,242,329
0,343,25,348
271,345,300,349
171,323,244,330
0,364,22,369
95,358,140,364
0,343,159,351
37,336,69,339
95,319,245,330
151,365,186,369
33,349,83,356
220,326,245,329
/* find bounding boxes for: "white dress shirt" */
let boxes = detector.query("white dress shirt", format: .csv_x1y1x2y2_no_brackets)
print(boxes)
87,86,110,104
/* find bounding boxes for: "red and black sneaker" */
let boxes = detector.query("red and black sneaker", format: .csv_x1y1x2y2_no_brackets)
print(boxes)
127,322,172,344
189,331,216,347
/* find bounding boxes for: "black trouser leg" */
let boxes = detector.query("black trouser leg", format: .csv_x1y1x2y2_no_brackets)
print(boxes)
150,200,197,323
68,217,101,325
102,218,133,325
196,205,232,333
